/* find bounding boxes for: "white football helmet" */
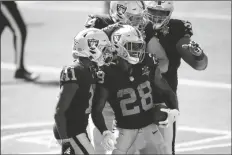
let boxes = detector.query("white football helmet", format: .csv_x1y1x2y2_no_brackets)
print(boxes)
145,1,174,29
111,25,146,64
72,28,114,66
110,1,146,27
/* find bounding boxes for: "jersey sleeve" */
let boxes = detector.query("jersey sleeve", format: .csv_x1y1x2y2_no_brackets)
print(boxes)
144,21,154,44
170,19,193,41
60,66,80,85
96,66,112,90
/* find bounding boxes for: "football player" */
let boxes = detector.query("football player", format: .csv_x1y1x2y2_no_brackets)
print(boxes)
144,1,208,154
91,25,180,154
85,1,169,153
53,28,114,154
85,1,168,73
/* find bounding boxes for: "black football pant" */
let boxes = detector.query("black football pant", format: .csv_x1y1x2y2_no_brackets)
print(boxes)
0,1,27,69
53,124,94,154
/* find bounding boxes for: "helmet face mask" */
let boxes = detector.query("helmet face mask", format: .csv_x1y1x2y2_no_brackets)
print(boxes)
111,25,146,65
125,12,144,27
110,1,146,28
72,28,114,66
124,41,145,63
145,1,174,29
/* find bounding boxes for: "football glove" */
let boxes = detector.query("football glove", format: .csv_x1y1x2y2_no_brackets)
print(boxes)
182,41,203,57
158,109,180,128
101,130,117,151
102,22,123,39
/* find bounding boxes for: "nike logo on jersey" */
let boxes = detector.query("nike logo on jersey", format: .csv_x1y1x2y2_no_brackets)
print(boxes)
152,130,158,135
142,66,150,76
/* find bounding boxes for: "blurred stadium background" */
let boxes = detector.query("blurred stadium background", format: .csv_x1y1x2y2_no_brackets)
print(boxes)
1,1,231,154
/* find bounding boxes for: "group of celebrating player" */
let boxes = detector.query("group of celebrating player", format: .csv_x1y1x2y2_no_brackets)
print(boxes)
53,1,208,155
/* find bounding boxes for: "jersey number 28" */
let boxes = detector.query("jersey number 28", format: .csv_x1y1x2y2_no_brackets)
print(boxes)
117,81,153,116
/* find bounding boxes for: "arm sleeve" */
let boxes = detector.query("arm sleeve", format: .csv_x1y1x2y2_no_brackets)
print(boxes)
146,37,169,73
144,21,155,44
91,83,109,134
153,67,179,110
171,19,193,42
55,68,80,139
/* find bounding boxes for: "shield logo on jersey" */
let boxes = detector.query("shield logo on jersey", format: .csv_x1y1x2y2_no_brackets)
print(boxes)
142,66,150,76
113,34,121,43
88,39,99,51
160,26,170,36
117,4,127,15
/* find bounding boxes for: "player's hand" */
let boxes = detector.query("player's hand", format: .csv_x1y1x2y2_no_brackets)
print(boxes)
102,22,123,39
159,109,180,128
101,130,117,151
182,41,203,56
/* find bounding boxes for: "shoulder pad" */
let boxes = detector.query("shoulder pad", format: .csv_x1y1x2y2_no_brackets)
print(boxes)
60,65,79,83
169,19,193,38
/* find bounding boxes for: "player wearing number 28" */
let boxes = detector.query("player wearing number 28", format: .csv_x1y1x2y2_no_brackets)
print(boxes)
53,28,114,154
91,25,179,154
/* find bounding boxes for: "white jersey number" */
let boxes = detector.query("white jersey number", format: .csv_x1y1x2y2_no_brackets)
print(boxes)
117,81,153,116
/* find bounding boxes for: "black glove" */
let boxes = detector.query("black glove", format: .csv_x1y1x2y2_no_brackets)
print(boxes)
102,22,123,39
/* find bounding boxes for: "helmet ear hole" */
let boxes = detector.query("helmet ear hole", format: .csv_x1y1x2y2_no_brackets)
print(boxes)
90,50,96,54
114,45,119,48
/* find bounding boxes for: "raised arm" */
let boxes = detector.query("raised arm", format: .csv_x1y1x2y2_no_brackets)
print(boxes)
175,20,208,70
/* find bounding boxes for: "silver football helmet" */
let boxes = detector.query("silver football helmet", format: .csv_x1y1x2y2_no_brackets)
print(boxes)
145,1,174,29
111,25,146,64
72,28,114,66
110,1,146,27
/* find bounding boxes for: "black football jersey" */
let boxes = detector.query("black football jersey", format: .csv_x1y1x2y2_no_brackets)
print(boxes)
57,60,96,137
99,54,158,129
155,19,193,93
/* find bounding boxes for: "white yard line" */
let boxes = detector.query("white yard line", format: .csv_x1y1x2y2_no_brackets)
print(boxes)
16,2,231,21
2,62,231,89
176,135,231,148
1,123,231,153
176,143,231,153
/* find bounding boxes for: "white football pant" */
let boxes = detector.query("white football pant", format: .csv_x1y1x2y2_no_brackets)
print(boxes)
113,123,168,154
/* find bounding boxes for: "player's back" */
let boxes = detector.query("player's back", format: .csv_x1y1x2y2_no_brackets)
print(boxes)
59,60,95,136
155,19,193,92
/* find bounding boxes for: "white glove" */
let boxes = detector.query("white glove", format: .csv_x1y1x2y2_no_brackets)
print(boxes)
101,130,117,151
158,109,180,128
182,41,203,56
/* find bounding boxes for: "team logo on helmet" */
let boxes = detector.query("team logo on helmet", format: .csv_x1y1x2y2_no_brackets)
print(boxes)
88,39,99,51
117,4,127,16
113,34,121,43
